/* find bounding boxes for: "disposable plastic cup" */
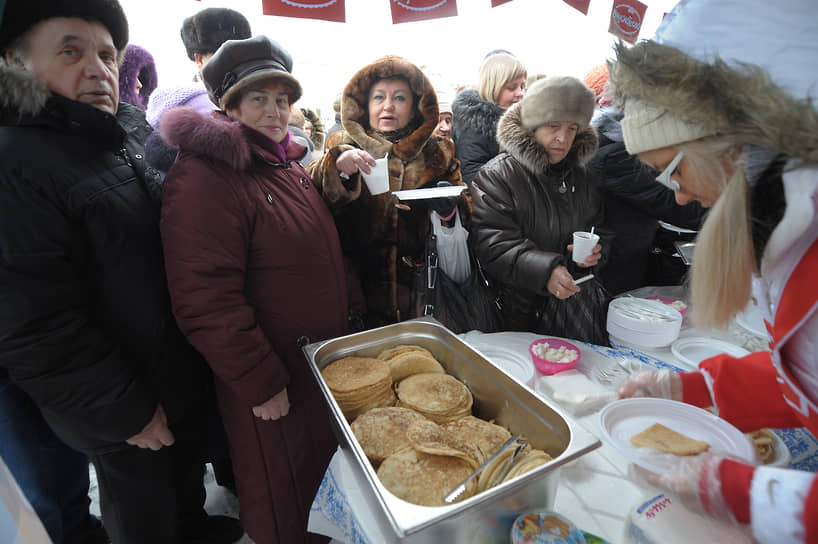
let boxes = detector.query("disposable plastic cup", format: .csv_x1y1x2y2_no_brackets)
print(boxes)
360,157,389,195
572,231,599,264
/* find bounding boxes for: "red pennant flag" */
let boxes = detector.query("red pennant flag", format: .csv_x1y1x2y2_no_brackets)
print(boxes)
390,0,458,25
608,0,647,44
563,0,590,15
261,0,346,23
491,0,514,6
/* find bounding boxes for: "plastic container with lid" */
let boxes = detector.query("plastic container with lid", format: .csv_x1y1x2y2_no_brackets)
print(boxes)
606,297,683,348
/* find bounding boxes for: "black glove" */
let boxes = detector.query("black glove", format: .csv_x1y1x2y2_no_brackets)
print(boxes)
427,181,458,219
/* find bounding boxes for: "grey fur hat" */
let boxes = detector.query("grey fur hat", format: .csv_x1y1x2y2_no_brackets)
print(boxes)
520,76,595,131
180,7,251,61
0,0,129,52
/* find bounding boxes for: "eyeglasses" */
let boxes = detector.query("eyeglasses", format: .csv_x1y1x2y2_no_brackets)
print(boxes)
655,151,683,191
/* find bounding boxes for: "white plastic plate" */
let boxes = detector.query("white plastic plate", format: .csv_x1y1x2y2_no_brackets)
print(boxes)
467,342,535,387
670,337,750,371
598,398,756,473
392,185,465,200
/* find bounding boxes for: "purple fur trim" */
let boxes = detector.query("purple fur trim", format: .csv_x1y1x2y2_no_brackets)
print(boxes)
119,44,158,110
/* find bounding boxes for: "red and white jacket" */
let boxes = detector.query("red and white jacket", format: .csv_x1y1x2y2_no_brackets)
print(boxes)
679,166,818,543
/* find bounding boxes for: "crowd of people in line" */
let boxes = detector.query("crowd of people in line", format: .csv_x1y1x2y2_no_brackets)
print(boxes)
0,0,816,543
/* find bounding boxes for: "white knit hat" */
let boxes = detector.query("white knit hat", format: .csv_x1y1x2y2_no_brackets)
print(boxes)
621,99,717,154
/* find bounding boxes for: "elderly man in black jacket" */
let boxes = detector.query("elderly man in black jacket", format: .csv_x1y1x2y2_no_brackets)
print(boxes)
0,1,242,543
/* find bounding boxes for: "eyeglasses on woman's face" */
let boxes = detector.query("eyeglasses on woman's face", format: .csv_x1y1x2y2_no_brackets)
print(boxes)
655,150,684,191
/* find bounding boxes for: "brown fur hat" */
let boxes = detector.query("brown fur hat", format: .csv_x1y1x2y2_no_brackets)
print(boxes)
180,7,251,61
341,56,439,161
608,40,818,162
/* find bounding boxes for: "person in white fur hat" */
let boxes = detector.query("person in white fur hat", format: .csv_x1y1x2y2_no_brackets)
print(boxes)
612,1,818,542
470,76,613,345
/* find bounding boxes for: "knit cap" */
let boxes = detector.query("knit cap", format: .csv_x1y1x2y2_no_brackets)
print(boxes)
621,98,717,154
146,84,211,128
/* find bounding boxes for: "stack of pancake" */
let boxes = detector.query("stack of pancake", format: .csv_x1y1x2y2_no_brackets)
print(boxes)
321,356,395,421
325,344,554,506
395,373,473,424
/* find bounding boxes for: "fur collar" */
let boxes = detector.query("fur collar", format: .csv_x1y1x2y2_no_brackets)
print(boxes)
340,55,438,161
160,107,305,171
452,88,505,139
496,101,598,175
609,40,818,163
0,62,51,118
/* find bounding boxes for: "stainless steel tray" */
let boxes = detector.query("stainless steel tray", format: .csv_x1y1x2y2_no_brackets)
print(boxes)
303,317,600,543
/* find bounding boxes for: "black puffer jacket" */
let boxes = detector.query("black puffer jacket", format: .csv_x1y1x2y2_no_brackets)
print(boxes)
452,88,504,185
471,102,610,337
0,66,209,454
588,108,705,294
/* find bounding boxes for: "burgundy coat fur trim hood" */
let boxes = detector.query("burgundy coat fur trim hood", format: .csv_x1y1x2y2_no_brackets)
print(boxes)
160,107,306,170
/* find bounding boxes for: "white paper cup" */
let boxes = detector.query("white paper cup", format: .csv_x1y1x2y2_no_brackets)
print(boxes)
360,157,389,195
572,231,599,263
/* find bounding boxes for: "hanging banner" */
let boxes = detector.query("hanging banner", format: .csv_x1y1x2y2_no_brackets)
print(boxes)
563,0,590,15
390,0,458,24
491,0,514,6
608,0,647,44
261,0,346,23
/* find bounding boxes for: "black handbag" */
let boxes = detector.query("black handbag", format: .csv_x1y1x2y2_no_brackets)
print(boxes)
534,275,612,346
422,233,503,334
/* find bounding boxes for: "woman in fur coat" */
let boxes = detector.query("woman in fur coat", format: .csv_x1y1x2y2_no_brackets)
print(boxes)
452,53,526,185
613,1,818,540
308,55,465,328
470,76,611,345
159,36,346,544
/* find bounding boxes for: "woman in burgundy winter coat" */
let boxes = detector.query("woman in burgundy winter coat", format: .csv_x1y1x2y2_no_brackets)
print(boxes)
159,36,346,544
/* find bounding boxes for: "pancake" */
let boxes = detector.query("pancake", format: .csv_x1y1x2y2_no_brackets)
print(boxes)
396,373,473,424
442,416,512,464
500,448,553,483
376,344,435,362
377,446,477,506
322,356,390,394
405,419,481,470
630,423,710,456
387,351,445,383
351,407,427,464
322,356,394,420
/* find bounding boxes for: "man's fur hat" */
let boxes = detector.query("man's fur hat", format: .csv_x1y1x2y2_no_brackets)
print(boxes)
180,8,251,61
0,0,129,52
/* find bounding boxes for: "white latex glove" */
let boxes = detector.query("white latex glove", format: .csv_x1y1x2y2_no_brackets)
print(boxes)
617,368,682,401
634,451,750,528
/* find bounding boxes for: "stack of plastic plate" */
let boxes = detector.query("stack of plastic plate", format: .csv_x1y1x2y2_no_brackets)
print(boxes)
607,297,683,348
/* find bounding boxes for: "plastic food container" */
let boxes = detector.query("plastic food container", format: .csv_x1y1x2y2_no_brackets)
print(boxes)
607,297,683,348
529,338,581,375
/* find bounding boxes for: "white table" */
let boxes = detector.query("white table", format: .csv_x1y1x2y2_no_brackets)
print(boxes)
308,291,818,543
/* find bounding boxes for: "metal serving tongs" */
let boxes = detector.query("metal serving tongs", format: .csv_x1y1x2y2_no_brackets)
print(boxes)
443,435,527,503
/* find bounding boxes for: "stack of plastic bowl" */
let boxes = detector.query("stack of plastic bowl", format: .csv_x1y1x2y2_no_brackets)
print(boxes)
606,297,683,349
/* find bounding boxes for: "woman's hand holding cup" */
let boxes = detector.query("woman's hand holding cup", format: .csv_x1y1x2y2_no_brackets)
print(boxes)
337,148,376,176
569,231,601,267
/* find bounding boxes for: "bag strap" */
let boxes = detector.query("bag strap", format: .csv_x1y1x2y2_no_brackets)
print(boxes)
424,233,439,316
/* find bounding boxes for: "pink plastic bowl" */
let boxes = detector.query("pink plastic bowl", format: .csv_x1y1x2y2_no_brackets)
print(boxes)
529,338,581,375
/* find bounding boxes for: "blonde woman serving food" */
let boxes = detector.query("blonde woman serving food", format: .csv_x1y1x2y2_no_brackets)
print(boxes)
612,0,818,540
